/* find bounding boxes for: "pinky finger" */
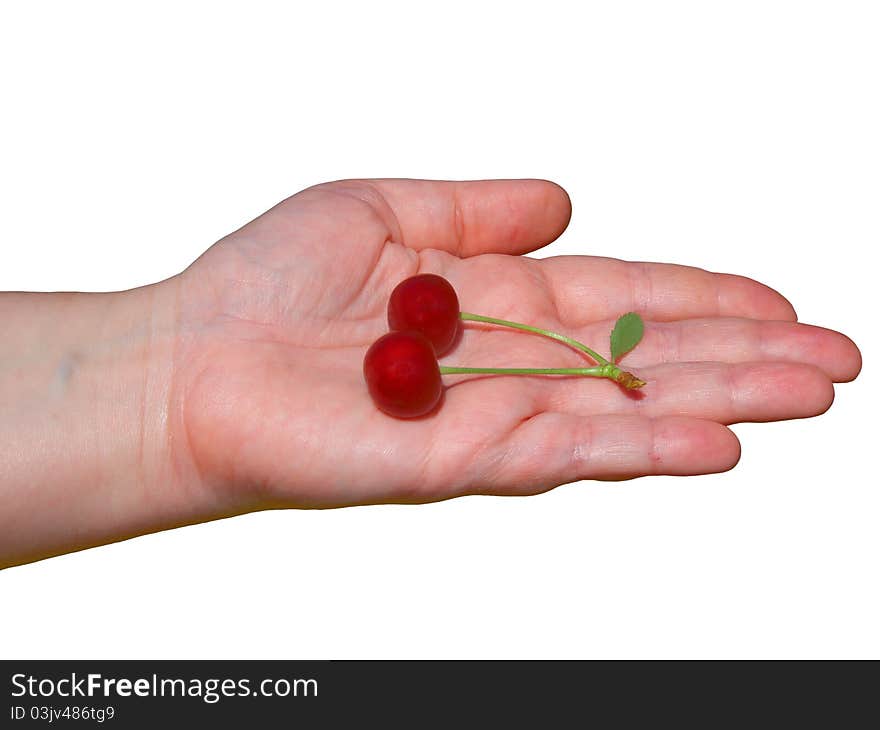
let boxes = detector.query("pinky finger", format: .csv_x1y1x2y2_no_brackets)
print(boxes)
470,414,741,496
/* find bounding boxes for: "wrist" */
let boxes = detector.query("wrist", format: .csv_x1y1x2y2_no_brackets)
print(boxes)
0,278,222,567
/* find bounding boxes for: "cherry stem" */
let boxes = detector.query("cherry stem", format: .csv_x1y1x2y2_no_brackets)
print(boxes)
458,312,609,366
440,365,610,377
439,363,646,389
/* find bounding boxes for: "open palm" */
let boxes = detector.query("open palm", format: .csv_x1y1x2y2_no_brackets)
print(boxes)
171,179,861,510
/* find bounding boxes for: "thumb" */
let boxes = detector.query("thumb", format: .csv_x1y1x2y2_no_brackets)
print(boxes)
309,178,572,258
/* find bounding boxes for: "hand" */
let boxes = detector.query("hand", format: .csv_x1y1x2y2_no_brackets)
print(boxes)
1,178,861,567
172,178,861,511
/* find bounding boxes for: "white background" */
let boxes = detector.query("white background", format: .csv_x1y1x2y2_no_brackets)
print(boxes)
1,1,876,659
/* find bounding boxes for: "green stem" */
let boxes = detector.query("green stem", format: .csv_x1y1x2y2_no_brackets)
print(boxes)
440,364,617,378
459,312,609,365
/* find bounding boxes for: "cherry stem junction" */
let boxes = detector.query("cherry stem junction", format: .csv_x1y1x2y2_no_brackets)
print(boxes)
458,312,609,366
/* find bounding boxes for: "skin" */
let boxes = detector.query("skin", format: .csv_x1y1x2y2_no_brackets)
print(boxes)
0,178,862,568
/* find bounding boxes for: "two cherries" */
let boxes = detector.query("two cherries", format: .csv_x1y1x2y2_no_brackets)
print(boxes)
364,275,648,418
364,274,459,418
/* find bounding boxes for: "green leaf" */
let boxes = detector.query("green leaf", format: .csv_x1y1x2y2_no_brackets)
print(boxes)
610,312,644,362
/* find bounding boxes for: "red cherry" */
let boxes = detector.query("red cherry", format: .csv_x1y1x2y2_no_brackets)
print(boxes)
387,274,460,356
363,331,443,418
